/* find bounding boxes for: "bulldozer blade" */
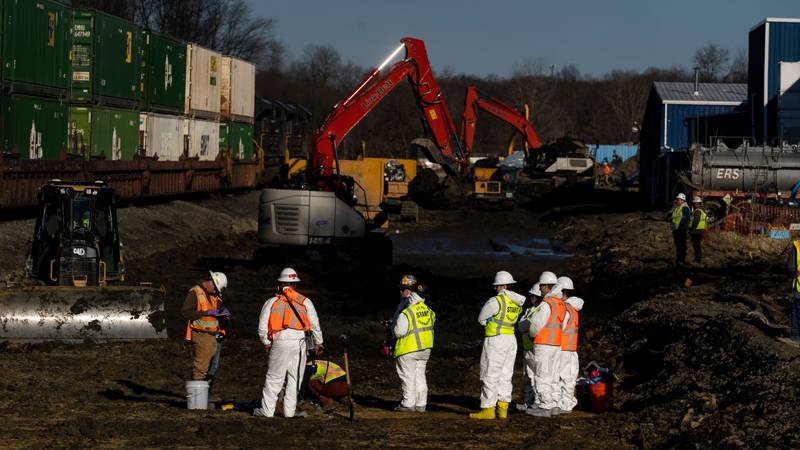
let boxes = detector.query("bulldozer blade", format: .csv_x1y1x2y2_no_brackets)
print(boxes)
0,286,167,342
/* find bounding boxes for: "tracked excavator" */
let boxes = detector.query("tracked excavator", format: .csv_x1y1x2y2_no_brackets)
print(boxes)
258,37,469,250
0,181,165,341
460,86,542,204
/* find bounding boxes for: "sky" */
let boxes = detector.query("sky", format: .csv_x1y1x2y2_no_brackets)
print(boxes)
251,0,799,78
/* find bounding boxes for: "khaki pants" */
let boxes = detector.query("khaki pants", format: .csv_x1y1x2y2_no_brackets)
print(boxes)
191,331,218,380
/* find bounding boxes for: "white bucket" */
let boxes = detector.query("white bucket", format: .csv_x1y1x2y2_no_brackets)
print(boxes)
186,380,209,410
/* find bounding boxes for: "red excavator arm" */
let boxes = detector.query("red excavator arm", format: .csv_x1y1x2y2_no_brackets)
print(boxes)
459,86,541,158
311,37,467,183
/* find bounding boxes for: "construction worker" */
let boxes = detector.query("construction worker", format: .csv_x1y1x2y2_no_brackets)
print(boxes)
601,161,612,186
689,196,707,263
786,235,800,342
181,271,230,383
520,271,565,417
516,282,542,412
301,359,349,412
254,268,324,418
470,270,525,420
553,275,574,299
556,296,584,414
392,275,435,412
670,193,691,266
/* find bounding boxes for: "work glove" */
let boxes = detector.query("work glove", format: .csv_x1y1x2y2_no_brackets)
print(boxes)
219,308,231,317
264,343,272,352
205,309,220,316
314,344,324,355
381,343,392,358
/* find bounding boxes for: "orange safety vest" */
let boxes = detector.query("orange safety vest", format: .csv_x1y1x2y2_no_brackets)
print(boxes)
267,287,311,339
185,286,220,340
793,240,800,293
533,295,565,347
561,303,580,352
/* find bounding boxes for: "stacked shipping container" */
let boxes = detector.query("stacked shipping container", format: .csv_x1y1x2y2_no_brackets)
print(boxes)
0,1,258,208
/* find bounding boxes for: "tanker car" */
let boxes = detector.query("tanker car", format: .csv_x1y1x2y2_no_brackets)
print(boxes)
683,143,800,222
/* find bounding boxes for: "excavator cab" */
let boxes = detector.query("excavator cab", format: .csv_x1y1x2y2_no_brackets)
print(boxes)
28,181,123,286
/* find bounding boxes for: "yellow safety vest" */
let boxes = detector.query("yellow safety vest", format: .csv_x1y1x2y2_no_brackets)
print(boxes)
311,361,346,384
485,292,521,337
672,203,689,229
691,208,707,230
394,302,435,358
794,240,800,293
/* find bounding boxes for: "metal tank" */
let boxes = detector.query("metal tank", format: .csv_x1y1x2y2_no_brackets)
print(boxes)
690,145,800,192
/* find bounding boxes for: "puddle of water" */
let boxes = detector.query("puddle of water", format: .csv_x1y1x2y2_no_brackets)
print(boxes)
391,234,572,259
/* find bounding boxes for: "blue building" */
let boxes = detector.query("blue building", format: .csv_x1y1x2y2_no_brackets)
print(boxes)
639,82,746,205
749,18,800,145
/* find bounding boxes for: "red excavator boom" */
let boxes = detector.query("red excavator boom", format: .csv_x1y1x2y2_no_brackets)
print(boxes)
459,86,541,158
310,37,467,182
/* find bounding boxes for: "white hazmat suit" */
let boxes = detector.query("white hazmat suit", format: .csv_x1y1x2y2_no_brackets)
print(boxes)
255,293,323,418
393,292,432,410
558,296,584,411
521,295,563,411
477,289,526,408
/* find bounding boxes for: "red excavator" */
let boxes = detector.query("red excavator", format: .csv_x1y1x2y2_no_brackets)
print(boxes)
460,86,541,204
258,37,468,249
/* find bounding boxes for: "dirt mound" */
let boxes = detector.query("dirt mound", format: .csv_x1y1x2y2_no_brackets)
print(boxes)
408,168,470,209
557,211,799,448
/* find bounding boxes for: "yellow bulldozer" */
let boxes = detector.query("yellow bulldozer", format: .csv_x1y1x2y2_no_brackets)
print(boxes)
0,181,166,342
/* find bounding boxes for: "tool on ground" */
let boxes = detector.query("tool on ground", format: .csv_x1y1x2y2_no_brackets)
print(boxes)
340,334,355,421
0,180,166,342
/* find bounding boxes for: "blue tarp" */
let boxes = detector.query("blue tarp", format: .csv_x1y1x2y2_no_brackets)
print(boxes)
589,144,638,165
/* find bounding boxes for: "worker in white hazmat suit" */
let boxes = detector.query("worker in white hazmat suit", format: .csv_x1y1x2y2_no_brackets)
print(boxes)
470,271,525,420
254,268,324,418
392,275,435,412
515,282,542,412
521,271,565,417
556,296,584,414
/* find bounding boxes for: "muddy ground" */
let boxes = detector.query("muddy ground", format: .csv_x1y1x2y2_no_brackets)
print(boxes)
1,187,799,449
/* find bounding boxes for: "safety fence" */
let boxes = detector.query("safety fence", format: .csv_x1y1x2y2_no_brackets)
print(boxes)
719,203,800,237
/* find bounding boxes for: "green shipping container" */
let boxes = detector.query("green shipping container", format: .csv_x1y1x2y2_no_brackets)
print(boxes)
1,0,71,96
220,121,253,160
0,94,67,159
144,32,186,112
68,106,139,160
71,9,143,106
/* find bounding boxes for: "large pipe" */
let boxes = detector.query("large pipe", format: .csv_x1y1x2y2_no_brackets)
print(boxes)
690,146,800,192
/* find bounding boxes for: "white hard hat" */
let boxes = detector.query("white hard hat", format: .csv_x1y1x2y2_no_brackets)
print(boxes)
692,196,702,203
676,193,686,201
493,270,516,286
556,276,574,291
209,271,228,293
278,267,301,283
529,282,542,296
538,271,558,285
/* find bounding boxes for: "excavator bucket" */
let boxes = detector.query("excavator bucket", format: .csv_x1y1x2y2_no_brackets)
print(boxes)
0,285,166,342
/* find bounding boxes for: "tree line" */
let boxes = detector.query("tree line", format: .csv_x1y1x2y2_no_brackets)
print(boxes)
76,0,749,159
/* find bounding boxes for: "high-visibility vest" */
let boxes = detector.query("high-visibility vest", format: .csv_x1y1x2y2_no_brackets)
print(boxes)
522,292,563,351
672,203,689,229
793,240,800,293
485,292,521,337
311,360,346,384
394,302,435,357
185,286,220,340
267,287,311,339
691,208,707,230
561,303,580,352
533,296,565,347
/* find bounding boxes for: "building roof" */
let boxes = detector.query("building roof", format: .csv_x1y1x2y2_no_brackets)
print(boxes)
653,82,747,105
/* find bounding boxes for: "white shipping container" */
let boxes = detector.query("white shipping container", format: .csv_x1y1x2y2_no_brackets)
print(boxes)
220,56,255,122
184,118,220,161
141,113,184,161
185,43,221,119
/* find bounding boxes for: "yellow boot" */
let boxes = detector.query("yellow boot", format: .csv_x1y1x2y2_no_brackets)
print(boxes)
497,401,509,419
469,407,496,420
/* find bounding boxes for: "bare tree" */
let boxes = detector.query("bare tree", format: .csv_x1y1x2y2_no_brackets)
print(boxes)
693,43,730,81
726,48,748,83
